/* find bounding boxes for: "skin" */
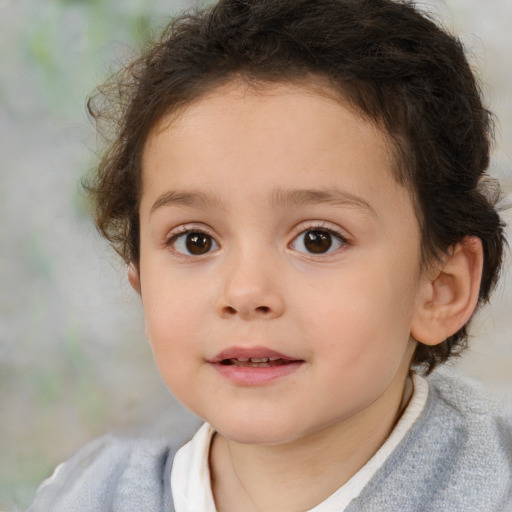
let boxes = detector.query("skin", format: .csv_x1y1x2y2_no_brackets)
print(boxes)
130,81,480,511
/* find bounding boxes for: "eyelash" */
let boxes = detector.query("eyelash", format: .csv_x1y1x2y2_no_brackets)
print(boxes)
165,225,209,242
165,225,219,256
289,223,349,255
164,222,349,257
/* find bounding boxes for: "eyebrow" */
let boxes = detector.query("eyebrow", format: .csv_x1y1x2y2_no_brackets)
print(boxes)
269,187,376,216
150,190,224,216
150,187,376,217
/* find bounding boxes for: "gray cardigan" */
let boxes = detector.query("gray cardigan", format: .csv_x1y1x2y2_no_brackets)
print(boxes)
28,371,512,511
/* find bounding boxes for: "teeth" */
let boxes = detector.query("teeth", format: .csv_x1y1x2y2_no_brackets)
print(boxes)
226,357,285,363
227,357,289,368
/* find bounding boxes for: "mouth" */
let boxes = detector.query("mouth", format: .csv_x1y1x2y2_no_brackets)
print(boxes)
220,357,294,368
210,346,301,365
209,346,304,385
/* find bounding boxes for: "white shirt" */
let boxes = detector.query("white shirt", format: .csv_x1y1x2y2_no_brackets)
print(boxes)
171,373,429,512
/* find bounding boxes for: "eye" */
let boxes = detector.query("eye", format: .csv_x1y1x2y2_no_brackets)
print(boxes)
290,228,346,255
170,230,219,256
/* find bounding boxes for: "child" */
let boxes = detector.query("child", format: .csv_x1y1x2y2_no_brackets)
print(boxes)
28,0,511,510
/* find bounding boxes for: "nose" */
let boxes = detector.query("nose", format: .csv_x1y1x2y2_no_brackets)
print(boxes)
215,251,285,320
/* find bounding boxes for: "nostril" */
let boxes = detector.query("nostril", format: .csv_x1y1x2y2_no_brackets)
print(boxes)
218,304,275,318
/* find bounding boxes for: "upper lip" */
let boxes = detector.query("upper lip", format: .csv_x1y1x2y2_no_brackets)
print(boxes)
209,346,300,363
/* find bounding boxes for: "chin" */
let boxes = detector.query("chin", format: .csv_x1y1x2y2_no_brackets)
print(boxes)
221,430,297,446
212,416,309,446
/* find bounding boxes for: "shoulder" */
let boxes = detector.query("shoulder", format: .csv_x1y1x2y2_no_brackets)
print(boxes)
426,368,512,451
28,434,179,512
420,369,512,509
347,369,512,511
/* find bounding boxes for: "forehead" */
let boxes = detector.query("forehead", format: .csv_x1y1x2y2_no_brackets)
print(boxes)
140,80,414,225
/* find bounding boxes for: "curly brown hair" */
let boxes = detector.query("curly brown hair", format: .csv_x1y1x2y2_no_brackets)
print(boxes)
86,0,506,373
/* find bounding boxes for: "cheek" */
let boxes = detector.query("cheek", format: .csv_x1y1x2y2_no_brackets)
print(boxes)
141,273,209,351
142,285,205,399
298,264,418,364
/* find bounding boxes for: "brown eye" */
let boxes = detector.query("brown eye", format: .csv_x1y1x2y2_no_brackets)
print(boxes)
186,233,212,254
171,231,219,255
291,228,345,255
304,230,332,253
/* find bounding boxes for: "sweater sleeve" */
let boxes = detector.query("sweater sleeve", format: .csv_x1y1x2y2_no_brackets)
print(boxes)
27,435,176,512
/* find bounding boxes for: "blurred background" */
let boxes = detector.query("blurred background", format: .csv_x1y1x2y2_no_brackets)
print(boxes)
0,0,510,509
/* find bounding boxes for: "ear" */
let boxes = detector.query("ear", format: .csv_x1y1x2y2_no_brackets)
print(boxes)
127,262,141,294
411,237,483,346
127,262,150,339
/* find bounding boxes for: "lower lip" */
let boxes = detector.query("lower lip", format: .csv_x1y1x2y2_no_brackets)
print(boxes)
210,361,303,386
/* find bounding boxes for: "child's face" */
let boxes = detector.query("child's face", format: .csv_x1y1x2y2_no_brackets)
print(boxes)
135,81,426,445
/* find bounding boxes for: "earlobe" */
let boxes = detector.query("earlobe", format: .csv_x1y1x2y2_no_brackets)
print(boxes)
127,262,142,294
411,237,483,346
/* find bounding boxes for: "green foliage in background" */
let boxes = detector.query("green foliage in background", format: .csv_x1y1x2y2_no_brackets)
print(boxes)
19,0,173,115
0,2,203,509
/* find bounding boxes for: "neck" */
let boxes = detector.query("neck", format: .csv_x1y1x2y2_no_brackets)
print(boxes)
210,373,413,512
